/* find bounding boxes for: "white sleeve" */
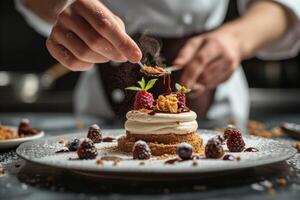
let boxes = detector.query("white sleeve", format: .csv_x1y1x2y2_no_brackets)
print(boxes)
14,0,53,37
238,0,300,60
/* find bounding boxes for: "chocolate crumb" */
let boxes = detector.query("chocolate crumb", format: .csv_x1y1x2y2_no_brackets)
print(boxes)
0,167,5,175
55,148,70,154
139,161,145,165
295,141,300,152
102,137,116,142
268,188,276,195
192,161,197,166
276,178,287,187
96,159,104,166
113,160,119,166
58,139,66,144
236,156,241,161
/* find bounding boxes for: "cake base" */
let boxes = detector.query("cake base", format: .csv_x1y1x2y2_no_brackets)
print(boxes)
117,132,204,156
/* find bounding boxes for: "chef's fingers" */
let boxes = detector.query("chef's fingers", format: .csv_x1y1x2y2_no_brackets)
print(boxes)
71,0,142,63
58,10,126,62
51,24,110,63
180,38,223,88
173,37,204,66
204,68,233,90
46,38,93,71
199,57,237,89
188,83,206,99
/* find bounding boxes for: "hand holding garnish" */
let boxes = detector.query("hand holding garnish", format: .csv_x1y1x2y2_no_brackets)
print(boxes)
126,77,157,110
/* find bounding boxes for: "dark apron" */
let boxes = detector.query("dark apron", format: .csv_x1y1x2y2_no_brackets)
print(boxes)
97,34,215,120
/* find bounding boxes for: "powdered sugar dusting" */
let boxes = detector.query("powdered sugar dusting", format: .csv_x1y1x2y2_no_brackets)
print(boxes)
16,129,297,175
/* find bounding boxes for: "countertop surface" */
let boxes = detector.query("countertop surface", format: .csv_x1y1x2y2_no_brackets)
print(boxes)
1,113,300,200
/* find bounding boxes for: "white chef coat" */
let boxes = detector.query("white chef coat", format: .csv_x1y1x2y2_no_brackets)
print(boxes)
15,0,300,127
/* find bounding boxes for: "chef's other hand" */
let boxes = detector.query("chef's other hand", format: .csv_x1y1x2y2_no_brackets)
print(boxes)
173,30,241,97
46,0,142,71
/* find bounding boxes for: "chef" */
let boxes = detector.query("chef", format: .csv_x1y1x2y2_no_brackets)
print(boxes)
15,0,300,128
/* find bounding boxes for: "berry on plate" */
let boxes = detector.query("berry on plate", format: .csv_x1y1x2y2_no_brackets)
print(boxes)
66,138,80,151
176,142,193,160
224,124,238,139
77,138,98,159
132,140,151,160
87,124,102,143
205,138,224,159
126,77,157,110
226,129,245,152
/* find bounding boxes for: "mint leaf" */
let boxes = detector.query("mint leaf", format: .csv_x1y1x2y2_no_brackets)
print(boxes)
184,88,192,93
145,79,158,91
175,83,181,91
125,86,142,91
138,77,146,89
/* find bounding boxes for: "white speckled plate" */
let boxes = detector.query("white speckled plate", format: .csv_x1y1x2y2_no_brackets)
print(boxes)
0,126,44,149
16,129,296,180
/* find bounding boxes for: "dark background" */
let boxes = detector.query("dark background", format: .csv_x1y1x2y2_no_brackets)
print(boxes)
0,0,300,114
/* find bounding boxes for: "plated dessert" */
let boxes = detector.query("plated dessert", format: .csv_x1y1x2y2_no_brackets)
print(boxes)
0,119,41,140
117,77,204,156
0,119,44,149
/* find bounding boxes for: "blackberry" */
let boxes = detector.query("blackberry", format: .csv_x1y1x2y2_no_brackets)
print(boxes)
176,143,193,160
226,130,245,152
87,124,102,143
224,124,238,139
215,135,226,145
66,138,80,151
132,140,151,160
18,119,31,135
77,139,98,159
205,138,224,159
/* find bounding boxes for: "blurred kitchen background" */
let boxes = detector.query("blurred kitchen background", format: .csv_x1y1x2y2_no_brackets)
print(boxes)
1,0,300,117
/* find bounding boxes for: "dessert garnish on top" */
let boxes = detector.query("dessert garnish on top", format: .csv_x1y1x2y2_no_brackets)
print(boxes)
140,65,170,77
126,77,191,114
126,77,158,110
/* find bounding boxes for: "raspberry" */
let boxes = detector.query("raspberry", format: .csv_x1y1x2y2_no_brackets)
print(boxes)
226,130,245,152
126,77,157,110
224,124,238,139
134,91,154,110
205,138,224,159
132,140,151,160
66,138,80,151
176,143,193,160
87,124,102,143
77,139,98,159
175,92,186,108
174,83,191,108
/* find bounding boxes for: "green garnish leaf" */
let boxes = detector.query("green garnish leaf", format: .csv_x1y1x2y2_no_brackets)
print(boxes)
145,78,158,91
175,82,191,93
138,77,146,90
184,88,192,93
175,83,181,91
125,86,142,91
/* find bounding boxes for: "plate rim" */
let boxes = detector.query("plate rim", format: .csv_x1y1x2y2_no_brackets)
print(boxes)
0,125,44,147
16,129,297,175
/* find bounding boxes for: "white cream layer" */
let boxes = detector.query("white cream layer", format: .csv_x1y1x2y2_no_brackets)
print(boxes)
125,110,198,135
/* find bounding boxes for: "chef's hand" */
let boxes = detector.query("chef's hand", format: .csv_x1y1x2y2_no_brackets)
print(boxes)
46,0,142,71
173,30,241,97
174,0,292,97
